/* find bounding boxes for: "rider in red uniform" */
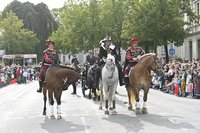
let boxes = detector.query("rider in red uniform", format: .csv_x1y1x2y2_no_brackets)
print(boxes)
123,38,145,87
37,39,60,93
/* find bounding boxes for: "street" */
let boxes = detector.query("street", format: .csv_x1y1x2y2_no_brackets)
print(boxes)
0,81,199,133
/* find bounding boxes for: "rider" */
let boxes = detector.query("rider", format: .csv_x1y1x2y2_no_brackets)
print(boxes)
123,38,145,87
86,50,96,66
98,36,124,86
70,55,80,95
37,39,60,93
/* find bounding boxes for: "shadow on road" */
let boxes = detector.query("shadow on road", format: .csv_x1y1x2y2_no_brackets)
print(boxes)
103,113,195,132
40,116,88,133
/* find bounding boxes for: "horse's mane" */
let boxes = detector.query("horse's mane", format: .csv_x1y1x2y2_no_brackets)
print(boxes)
138,53,156,60
51,64,76,71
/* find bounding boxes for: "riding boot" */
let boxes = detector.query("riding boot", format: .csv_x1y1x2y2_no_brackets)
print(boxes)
71,83,76,95
119,73,125,86
117,63,125,86
124,77,129,88
37,81,43,93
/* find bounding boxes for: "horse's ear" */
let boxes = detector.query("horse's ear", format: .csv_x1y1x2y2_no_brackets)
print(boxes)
155,53,158,57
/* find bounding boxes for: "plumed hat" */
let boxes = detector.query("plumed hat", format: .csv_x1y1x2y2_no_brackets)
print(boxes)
130,38,139,44
45,39,55,45
102,36,112,42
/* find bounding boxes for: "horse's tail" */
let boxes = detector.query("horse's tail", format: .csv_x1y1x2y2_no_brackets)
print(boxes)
130,87,136,106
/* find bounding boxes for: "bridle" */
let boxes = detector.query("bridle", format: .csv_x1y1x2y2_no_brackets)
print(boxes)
137,56,160,73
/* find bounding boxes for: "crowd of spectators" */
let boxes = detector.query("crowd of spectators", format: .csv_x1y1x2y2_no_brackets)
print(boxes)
1,58,200,100
151,59,200,99
0,64,39,88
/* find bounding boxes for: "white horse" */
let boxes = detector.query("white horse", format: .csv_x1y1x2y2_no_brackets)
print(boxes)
99,54,119,115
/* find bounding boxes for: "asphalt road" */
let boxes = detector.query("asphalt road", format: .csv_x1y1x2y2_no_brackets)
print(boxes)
0,81,199,133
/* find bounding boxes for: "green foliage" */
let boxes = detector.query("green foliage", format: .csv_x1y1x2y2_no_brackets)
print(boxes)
51,0,125,53
0,11,38,54
2,1,58,59
121,0,190,62
1,0,199,62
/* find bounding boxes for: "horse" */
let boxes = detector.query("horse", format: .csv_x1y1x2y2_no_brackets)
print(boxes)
84,64,100,100
127,53,163,114
42,65,79,119
99,54,119,115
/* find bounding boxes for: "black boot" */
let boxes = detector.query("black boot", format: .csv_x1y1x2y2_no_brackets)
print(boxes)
71,83,76,95
37,81,43,93
119,77,125,86
124,77,129,88
117,63,125,86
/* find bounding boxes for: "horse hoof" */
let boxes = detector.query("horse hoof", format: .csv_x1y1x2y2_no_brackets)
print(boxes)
128,106,132,111
42,112,46,115
142,107,148,114
105,110,109,115
50,115,55,119
57,115,62,119
112,110,117,115
92,97,96,101
99,106,102,110
135,108,141,114
109,107,113,110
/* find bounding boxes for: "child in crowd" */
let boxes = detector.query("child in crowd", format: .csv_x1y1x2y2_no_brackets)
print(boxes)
181,78,186,97
186,79,193,97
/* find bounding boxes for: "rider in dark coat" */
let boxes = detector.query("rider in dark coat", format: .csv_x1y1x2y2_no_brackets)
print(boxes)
86,50,96,66
98,36,124,86
71,55,80,95
37,39,60,93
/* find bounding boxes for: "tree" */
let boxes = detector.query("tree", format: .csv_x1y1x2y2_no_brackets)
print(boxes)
0,11,38,54
51,1,98,53
51,0,125,55
122,0,188,63
3,0,58,58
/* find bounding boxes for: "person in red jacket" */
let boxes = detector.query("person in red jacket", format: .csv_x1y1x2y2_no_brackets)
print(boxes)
123,38,145,87
37,39,60,93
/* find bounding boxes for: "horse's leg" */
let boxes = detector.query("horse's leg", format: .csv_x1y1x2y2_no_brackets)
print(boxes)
109,87,112,110
55,88,62,119
48,89,55,119
142,88,149,114
99,80,103,110
126,87,132,110
42,87,47,115
88,88,92,99
92,87,96,101
82,78,86,97
104,84,109,115
111,82,118,115
135,89,141,114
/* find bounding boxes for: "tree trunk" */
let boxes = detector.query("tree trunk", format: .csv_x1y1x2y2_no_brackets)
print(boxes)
164,44,169,63
154,42,157,53
118,44,121,61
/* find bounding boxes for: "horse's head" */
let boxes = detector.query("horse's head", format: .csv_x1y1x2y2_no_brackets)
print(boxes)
91,64,100,71
150,53,163,74
139,53,163,74
105,54,115,67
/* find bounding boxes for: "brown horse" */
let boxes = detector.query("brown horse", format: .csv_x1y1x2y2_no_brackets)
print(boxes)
42,65,79,119
127,53,163,114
